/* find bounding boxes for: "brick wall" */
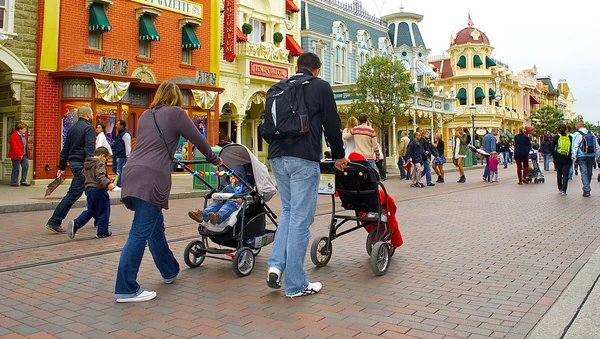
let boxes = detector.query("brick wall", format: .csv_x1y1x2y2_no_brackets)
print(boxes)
33,71,60,179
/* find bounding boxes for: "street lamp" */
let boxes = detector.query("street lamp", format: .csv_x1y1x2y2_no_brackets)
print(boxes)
470,103,477,165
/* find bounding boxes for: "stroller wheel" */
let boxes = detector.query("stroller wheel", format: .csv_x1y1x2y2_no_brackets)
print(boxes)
310,236,332,267
366,228,387,256
184,240,206,268
232,247,255,277
370,242,391,276
251,248,261,256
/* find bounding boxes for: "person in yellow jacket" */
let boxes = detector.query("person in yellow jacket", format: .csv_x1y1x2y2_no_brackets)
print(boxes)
397,131,410,179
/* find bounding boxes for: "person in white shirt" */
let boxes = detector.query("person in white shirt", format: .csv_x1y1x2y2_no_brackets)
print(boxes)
95,121,112,155
342,116,358,158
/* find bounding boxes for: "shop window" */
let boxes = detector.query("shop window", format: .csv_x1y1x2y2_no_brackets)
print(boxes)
182,48,192,64
62,79,93,98
88,30,102,49
139,40,151,57
248,18,266,43
128,88,149,106
0,0,14,34
182,90,190,106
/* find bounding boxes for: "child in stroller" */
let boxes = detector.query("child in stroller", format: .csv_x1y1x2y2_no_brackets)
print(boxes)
188,165,250,225
526,143,545,183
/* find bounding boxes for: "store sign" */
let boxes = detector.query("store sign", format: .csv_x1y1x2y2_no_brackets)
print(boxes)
196,71,217,85
223,0,236,62
249,62,288,80
476,129,487,136
99,57,129,75
130,0,202,19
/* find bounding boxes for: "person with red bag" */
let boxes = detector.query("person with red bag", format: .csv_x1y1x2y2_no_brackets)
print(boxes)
8,122,31,187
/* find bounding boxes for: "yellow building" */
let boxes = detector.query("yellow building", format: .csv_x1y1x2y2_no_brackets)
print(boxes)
557,80,576,121
218,0,303,163
430,26,524,153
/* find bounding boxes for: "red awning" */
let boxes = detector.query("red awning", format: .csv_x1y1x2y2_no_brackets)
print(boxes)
236,27,247,42
286,0,300,13
530,95,541,105
286,34,303,56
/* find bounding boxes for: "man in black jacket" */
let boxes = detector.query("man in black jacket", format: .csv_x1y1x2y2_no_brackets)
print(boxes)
405,132,426,188
46,106,96,233
264,53,348,298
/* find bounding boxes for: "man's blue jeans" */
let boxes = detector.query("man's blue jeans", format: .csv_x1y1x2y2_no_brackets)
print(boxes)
578,157,594,193
113,158,126,187
421,160,432,184
115,197,179,299
268,156,319,295
367,159,377,170
75,189,111,235
47,162,84,227
397,157,406,178
483,158,490,181
543,153,551,171
503,152,509,167
203,200,239,224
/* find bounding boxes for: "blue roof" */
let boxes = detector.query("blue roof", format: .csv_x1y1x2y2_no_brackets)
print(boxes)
412,23,425,48
397,22,412,47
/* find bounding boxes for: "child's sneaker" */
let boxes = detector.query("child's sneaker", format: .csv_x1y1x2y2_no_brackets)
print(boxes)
188,209,204,223
67,220,78,239
208,212,220,225
286,282,322,298
96,231,112,239
267,267,281,289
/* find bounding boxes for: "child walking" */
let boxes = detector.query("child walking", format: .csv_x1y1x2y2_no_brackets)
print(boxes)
67,147,115,239
489,151,500,182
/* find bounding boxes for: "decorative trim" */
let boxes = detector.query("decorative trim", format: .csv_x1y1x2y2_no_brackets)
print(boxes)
179,63,195,70
135,6,162,20
179,17,202,29
49,70,142,84
10,82,21,101
131,64,157,83
85,0,114,8
84,48,106,56
136,55,154,63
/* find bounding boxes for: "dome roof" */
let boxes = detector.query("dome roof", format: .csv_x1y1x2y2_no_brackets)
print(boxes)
451,27,490,47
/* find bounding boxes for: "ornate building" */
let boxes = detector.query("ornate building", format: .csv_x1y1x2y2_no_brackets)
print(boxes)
557,79,576,121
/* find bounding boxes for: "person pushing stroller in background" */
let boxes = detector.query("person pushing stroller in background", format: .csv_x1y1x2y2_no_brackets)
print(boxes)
188,165,250,225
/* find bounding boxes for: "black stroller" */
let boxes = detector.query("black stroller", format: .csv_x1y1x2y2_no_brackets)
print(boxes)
310,160,396,276
180,144,278,277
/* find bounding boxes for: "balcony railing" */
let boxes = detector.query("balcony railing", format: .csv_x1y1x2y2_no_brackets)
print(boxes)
314,0,387,27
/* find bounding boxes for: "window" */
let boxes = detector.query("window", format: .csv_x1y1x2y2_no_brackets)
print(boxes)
341,47,346,82
182,48,192,64
88,30,102,49
0,0,14,34
335,46,341,83
313,42,325,78
248,18,266,43
139,40,150,57
0,0,7,31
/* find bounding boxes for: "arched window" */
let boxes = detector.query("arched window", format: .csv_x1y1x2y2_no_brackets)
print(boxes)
335,46,341,83
474,87,485,105
456,88,467,106
341,47,347,82
457,55,467,69
473,55,483,67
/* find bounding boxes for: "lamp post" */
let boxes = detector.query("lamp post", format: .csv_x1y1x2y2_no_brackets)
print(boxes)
470,103,477,165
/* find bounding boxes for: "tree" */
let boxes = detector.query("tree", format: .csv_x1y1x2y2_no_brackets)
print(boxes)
530,105,564,136
348,56,414,168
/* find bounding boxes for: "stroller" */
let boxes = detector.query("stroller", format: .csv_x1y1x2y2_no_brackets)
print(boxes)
526,146,545,184
310,153,403,276
180,144,278,277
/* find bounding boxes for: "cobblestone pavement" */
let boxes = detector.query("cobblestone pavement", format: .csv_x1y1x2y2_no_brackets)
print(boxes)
1,166,600,338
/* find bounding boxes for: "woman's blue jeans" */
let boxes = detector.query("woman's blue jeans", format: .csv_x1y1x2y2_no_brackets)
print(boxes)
114,197,179,298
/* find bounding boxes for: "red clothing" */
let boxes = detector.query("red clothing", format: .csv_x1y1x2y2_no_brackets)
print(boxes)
488,157,499,171
8,130,30,160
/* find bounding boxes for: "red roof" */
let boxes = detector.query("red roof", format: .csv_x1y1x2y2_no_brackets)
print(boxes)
236,27,247,42
451,27,490,47
286,34,303,56
286,0,300,13
530,95,541,105
430,59,453,79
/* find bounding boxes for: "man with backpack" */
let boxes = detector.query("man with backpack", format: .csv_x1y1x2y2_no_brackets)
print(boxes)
571,121,600,197
261,53,348,298
552,123,572,195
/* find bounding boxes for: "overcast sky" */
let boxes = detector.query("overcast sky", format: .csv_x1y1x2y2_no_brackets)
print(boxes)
360,0,599,124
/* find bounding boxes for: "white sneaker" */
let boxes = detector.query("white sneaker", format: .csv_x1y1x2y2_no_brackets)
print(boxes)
266,267,282,289
116,290,156,303
112,187,122,192
286,282,322,298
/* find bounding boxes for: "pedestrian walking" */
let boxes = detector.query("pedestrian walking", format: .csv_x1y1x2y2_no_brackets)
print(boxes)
114,81,222,303
552,123,572,195
405,132,426,188
454,127,467,183
397,131,410,180
571,121,600,197
432,133,446,183
488,151,499,182
514,127,532,185
375,141,386,180
264,53,348,298
8,122,31,187
342,116,358,158
500,138,510,168
420,130,435,186
541,135,552,171
351,113,379,170
67,146,115,239
95,120,112,155
111,120,131,191
482,128,498,182
46,106,96,233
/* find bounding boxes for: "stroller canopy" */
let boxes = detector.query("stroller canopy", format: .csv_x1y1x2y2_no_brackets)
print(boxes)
219,144,277,202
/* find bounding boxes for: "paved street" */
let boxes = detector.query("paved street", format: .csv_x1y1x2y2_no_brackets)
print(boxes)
1,165,600,338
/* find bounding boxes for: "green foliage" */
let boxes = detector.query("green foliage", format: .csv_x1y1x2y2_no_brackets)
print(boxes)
242,23,253,35
273,32,284,43
420,86,434,98
530,105,565,136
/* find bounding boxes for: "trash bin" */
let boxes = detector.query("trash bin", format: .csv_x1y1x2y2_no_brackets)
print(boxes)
463,152,473,168
472,140,480,166
193,146,222,190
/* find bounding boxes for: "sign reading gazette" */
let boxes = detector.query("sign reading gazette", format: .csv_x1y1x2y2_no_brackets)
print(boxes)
130,0,203,19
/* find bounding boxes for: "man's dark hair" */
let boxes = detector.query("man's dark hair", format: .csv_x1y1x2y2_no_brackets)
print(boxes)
118,120,126,128
567,125,572,132
558,123,567,135
94,146,111,157
358,113,370,124
297,53,322,71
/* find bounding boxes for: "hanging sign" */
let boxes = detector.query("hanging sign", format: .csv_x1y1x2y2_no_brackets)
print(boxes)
249,62,288,80
223,0,236,62
99,57,129,75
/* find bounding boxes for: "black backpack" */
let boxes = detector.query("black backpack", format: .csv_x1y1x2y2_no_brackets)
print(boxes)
577,129,597,154
259,74,315,140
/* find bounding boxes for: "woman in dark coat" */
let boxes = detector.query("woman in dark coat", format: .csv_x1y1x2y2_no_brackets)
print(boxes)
513,127,532,184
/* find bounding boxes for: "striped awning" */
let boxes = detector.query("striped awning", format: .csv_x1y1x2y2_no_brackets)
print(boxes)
417,60,437,79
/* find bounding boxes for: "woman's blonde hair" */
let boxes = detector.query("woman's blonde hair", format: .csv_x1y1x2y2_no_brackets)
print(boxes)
434,133,441,140
346,116,359,130
15,122,28,130
150,81,183,108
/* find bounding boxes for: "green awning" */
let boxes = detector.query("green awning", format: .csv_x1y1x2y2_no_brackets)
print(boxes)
475,87,485,99
139,15,160,41
457,55,466,68
473,54,483,67
489,88,496,99
486,56,496,68
506,131,515,139
499,129,507,138
89,2,111,32
456,88,467,100
182,25,201,49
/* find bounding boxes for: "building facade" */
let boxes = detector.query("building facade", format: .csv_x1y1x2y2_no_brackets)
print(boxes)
557,79,576,121
218,0,303,164
0,0,38,184
35,0,222,180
